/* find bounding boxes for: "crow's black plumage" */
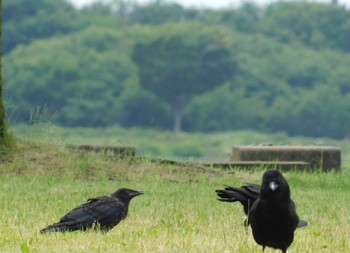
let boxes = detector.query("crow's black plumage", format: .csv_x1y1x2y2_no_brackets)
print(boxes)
216,183,260,216
41,188,143,233
216,170,306,252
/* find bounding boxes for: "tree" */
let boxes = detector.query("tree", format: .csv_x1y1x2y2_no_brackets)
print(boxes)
129,1,199,25
184,84,267,132
132,23,237,132
267,85,350,139
4,27,136,127
0,0,11,148
3,0,88,54
220,2,262,33
261,2,350,51
0,82,11,149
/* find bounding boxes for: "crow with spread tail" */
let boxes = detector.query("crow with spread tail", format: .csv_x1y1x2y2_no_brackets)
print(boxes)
41,188,143,233
216,170,307,252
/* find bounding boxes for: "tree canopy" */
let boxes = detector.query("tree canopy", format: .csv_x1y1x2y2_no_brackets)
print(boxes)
5,27,136,126
132,23,237,132
3,0,350,138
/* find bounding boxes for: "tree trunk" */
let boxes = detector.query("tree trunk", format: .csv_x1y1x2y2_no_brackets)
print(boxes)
0,1,10,147
173,106,183,134
0,70,6,145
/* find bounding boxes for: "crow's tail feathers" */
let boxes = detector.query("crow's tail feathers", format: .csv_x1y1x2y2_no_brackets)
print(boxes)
40,221,85,233
40,224,67,233
215,183,260,215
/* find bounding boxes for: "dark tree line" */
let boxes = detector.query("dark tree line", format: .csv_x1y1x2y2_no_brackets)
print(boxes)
3,0,350,138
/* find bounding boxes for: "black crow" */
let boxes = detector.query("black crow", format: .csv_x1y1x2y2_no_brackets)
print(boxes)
216,170,306,252
41,188,143,233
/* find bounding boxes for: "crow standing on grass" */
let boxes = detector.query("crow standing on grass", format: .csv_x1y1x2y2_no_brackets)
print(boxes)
41,188,143,233
216,170,307,252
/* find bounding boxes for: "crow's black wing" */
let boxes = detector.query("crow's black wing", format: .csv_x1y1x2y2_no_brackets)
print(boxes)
289,199,307,228
216,183,260,215
62,196,126,228
41,196,126,233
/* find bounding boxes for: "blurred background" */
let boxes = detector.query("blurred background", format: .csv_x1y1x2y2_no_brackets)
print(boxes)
3,0,350,161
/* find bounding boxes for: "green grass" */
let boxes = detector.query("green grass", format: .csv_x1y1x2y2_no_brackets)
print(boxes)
1,133,350,252
1,172,350,253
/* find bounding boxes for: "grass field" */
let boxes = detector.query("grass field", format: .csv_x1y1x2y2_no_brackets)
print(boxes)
1,131,350,252
2,172,349,253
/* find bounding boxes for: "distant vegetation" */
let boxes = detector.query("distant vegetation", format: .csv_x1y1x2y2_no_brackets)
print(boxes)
4,0,350,138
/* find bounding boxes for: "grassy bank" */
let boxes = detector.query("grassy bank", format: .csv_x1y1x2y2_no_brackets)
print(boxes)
0,137,350,252
11,124,350,165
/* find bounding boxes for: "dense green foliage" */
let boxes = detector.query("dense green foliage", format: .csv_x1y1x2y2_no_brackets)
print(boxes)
3,0,79,53
5,27,136,127
3,0,350,138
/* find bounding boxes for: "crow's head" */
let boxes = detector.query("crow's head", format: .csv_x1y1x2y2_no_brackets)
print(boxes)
260,170,290,201
112,188,144,201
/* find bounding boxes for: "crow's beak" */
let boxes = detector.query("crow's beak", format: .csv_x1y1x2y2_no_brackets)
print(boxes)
269,181,278,191
134,190,144,196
